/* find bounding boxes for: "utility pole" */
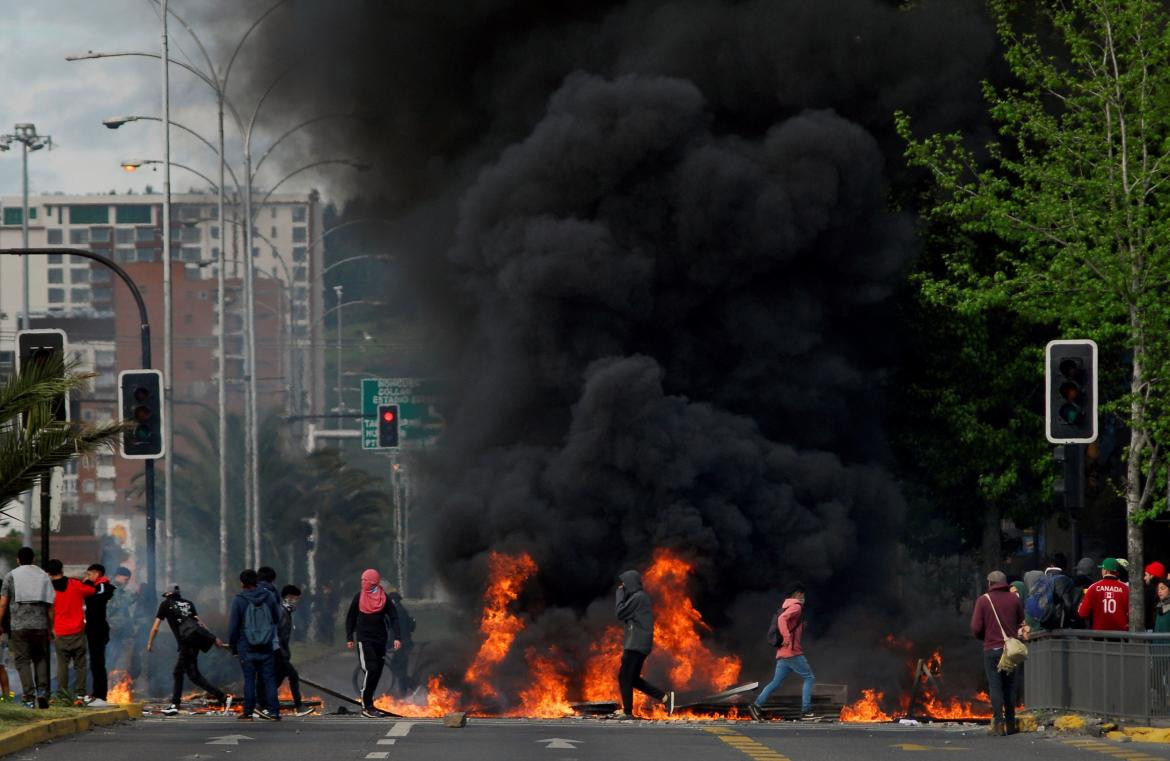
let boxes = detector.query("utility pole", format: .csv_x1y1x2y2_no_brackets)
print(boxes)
334,285,343,430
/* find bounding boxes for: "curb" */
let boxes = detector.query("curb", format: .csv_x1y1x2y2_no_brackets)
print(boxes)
0,704,143,757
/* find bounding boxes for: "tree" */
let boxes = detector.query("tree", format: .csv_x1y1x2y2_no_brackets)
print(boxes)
0,358,125,507
897,0,1170,629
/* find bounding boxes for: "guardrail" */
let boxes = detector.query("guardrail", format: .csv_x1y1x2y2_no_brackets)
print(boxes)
1024,630,1170,722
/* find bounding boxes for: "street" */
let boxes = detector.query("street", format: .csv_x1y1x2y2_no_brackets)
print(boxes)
11,716,1170,761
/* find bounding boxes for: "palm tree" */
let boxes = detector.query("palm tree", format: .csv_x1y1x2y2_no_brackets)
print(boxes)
0,357,125,508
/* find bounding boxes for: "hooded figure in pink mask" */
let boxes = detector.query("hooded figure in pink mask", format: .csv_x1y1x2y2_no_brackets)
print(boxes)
345,569,402,717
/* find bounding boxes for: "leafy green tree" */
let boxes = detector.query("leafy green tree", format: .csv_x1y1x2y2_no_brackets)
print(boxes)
0,358,124,507
897,0,1170,628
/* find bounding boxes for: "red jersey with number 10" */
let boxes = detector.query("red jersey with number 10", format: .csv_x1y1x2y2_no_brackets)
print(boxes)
1077,576,1129,631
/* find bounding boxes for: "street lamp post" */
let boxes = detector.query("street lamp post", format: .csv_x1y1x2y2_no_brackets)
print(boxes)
160,0,176,586
333,285,343,430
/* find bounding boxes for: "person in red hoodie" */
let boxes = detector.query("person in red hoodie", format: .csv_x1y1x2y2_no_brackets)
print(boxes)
971,570,1027,736
47,559,95,702
1078,557,1130,631
748,583,815,721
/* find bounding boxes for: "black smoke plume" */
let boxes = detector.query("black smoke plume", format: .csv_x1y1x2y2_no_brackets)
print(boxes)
214,0,1000,692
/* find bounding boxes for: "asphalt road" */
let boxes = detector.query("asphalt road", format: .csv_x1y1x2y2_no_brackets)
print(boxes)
13,716,1170,761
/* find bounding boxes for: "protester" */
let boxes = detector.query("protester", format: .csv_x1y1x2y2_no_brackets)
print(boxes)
106,567,141,677
386,585,416,696
147,585,228,716
276,584,313,716
1073,557,1097,590
609,569,675,720
748,582,816,722
345,569,402,718
971,570,1028,736
1145,562,1167,631
1154,578,1170,633
1024,561,1080,632
81,563,115,706
47,559,95,702
1077,558,1130,631
254,566,280,710
0,548,55,708
228,569,281,721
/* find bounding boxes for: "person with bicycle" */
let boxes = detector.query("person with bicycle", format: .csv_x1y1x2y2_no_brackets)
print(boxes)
345,569,402,718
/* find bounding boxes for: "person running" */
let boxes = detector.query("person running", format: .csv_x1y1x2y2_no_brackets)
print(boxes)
82,564,115,706
748,583,816,721
345,569,402,718
47,560,95,702
276,585,312,716
0,547,55,708
228,569,281,722
147,586,227,716
611,569,675,720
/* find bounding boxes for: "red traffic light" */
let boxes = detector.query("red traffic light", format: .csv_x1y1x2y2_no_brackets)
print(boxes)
382,410,395,423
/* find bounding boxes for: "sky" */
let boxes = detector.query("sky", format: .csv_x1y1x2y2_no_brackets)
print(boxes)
0,0,344,201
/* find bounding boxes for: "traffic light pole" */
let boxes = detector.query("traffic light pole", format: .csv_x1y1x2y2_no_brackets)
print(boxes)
0,248,156,597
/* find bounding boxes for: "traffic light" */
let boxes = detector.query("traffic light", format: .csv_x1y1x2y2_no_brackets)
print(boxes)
1046,340,1098,444
377,404,399,448
17,329,68,423
118,370,165,459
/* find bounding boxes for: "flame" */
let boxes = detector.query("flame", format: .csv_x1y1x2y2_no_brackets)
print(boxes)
107,670,133,704
841,649,994,723
508,649,573,717
462,551,538,699
374,675,460,718
840,688,893,722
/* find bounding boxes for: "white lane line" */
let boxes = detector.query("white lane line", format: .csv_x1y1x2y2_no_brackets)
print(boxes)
387,722,414,737
377,739,397,745
365,754,389,759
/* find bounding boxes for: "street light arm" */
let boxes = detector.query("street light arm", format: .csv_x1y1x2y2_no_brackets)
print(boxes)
66,50,218,94
129,159,219,192
245,65,294,150
223,0,290,93
257,159,367,212
111,116,244,195
307,218,394,253
253,113,357,177
148,0,219,83
313,299,384,326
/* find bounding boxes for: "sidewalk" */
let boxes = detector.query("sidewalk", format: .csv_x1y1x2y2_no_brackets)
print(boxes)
0,704,142,757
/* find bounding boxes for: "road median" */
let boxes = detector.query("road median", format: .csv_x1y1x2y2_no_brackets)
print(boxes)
0,704,143,757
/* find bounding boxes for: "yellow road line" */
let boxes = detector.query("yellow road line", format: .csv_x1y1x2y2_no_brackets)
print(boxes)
703,727,792,761
1059,737,1165,761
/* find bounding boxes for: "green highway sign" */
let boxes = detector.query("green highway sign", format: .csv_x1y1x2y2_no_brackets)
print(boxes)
362,378,445,450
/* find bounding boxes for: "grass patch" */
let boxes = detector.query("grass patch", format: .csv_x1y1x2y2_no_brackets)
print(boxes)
0,703,91,734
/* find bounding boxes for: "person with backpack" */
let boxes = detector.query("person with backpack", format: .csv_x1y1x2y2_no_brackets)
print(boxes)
345,569,402,718
748,583,815,722
1025,562,1079,632
147,586,228,716
228,569,282,721
386,586,416,696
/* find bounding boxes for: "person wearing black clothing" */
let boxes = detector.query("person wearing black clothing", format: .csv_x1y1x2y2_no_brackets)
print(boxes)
345,569,402,718
276,585,311,716
254,567,280,710
82,564,115,706
386,588,416,696
147,586,227,715
612,569,675,719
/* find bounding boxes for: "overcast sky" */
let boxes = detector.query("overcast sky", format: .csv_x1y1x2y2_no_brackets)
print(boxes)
0,1,342,201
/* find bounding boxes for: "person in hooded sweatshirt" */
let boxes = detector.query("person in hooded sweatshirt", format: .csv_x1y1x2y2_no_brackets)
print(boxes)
253,567,280,711
345,569,401,718
611,569,675,720
228,569,281,721
47,559,95,702
748,582,816,721
82,563,115,706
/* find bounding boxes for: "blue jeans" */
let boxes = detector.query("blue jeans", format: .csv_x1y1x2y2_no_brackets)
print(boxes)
754,655,815,711
239,651,278,717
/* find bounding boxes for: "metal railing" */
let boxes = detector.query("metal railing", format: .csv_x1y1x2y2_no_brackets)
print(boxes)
1024,630,1170,722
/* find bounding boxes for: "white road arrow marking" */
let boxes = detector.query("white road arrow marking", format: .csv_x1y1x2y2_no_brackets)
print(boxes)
206,734,253,745
538,738,582,749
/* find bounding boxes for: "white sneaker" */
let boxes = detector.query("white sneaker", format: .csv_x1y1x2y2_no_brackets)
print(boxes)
86,698,111,708
161,704,179,716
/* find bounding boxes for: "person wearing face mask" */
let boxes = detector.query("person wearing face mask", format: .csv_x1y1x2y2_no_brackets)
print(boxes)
276,585,312,717
47,559,95,703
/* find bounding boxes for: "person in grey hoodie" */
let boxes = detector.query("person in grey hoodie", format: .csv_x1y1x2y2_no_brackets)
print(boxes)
612,569,674,719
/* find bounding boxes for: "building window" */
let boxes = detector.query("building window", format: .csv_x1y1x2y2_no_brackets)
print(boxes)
116,205,152,224
92,268,111,283
171,226,181,240
115,228,134,244
139,249,159,263
47,254,63,264
292,304,307,320
292,226,307,243
48,288,64,303
181,247,201,262
270,207,277,219
135,227,156,242
46,229,63,244
71,287,91,302
71,268,90,283
271,226,278,238
293,286,307,300
115,248,135,262
293,266,307,281
292,205,306,223
47,269,63,284
69,205,109,224
92,287,112,302
211,225,219,240
4,207,37,225
90,227,112,242
69,228,90,244
180,226,200,242
292,246,307,262
179,206,201,221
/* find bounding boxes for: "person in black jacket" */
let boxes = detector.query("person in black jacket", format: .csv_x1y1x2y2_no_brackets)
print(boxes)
276,585,312,716
82,564,115,706
386,588,416,696
345,569,401,718
612,569,674,720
